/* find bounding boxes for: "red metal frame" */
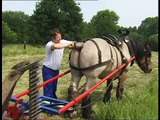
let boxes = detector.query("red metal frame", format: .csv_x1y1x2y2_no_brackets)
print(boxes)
58,56,135,114
7,99,24,120
14,70,71,98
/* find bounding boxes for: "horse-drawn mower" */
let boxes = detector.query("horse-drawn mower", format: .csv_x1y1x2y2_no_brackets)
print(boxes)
2,56,135,120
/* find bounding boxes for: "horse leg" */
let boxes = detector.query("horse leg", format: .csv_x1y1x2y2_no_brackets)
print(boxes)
81,77,96,119
116,71,128,100
68,70,83,101
103,79,113,103
67,70,83,117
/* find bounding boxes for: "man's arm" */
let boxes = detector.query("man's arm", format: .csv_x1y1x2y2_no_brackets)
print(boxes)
50,41,75,50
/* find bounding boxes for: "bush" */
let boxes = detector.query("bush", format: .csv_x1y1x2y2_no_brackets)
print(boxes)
148,34,158,51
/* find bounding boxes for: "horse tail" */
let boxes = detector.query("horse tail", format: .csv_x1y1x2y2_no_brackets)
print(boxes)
68,42,84,70
68,42,84,63
74,42,84,51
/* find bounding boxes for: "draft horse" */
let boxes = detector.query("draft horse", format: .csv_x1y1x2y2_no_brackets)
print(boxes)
68,29,152,119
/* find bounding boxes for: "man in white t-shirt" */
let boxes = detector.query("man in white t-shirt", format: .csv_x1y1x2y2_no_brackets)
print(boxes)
42,28,74,99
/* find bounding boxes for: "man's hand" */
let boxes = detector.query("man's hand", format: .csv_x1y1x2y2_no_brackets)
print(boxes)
68,42,75,49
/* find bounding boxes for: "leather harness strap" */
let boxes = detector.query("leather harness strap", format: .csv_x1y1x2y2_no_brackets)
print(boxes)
124,39,135,66
90,40,102,63
70,60,111,71
112,46,119,69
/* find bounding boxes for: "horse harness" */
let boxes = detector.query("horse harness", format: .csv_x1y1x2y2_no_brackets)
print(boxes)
101,35,135,65
69,36,135,72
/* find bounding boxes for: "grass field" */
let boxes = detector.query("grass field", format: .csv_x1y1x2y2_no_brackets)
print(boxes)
2,44,158,120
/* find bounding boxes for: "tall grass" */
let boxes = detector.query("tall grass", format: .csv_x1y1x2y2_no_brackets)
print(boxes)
2,44,45,56
93,75,158,120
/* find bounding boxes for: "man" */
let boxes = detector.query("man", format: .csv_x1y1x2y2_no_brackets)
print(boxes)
42,28,74,99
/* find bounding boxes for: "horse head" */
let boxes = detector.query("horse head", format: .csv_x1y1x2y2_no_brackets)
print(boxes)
133,40,152,73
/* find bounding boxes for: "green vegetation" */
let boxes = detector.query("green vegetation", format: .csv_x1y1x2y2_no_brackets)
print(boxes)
2,44,45,56
93,75,158,120
2,44,158,119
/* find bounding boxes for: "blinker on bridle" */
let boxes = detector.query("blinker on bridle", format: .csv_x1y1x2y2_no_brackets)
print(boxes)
145,50,151,57
144,50,151,66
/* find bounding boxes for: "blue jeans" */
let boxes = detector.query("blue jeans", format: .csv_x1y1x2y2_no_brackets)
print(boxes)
42,66,59,98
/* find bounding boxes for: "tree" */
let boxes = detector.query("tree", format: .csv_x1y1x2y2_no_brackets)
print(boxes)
29,0,83,44
128,26,138,33
80,22,96,40
148,34,158,51
128,26,144,42
90,9,120,37
129,31,144,42
137,16,158,51
138,16,158,39
2,21,17,44
2,11,30,44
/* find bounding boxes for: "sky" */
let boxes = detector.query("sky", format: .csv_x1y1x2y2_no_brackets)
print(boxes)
2,0,158,27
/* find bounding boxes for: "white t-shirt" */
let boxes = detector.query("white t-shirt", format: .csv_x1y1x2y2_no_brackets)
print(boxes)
43,39,70,70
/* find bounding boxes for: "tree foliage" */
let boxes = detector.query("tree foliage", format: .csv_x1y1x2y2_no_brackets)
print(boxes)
148,34,158,51
137,17,158,51
2,11,30,44
128,16,158,51
128,27,144,42
90,9,120,37
2,21,17,44
29,0,83,44
80,22,96,40
138,17,158,38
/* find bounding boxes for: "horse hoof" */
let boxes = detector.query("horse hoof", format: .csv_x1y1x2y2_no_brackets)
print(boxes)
103,95,111,103
117,97,123,100
82,110,95,119
116,95,123,100
65,111,78,118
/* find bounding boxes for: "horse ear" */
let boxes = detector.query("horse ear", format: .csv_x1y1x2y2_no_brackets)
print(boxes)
118,28,130,36
118,29,122,34
126,29,130,35
144,41,151,50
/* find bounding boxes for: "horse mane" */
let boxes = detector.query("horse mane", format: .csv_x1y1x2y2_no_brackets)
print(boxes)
132,40,145,60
